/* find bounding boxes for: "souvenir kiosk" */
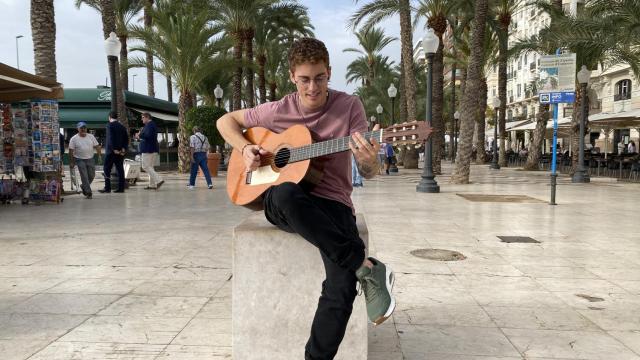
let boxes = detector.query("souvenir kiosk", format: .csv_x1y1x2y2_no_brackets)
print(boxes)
0,62,64,204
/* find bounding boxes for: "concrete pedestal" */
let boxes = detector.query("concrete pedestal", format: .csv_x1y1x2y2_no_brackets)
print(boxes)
233,213,368,360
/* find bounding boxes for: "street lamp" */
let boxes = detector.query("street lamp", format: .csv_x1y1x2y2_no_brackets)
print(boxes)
369,115,376,130
490,98,501,169
417,27,440,193
214,84,224,108
453,110,460,161
132,74,137,92
104,32,121,117
376,103,383,120
388,83,397,124
15,35,23,69
573,65,591,183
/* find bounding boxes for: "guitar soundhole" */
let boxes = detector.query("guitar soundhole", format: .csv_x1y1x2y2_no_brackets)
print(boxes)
273,148,291,169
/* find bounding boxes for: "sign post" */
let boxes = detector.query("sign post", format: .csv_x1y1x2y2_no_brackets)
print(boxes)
538,51,576,205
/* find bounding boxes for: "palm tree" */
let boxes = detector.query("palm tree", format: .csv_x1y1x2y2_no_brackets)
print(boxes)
254,3,314,104
344,27,397,87
493,0,521,167
111,0,143,90
451,0,490,184
129,0,226,172
30,0,57,82
144,0,154,97
75,0,128,127
415,0,465,173
350,0,419,124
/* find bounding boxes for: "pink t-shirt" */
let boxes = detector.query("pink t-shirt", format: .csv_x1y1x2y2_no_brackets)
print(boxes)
244,90,368,211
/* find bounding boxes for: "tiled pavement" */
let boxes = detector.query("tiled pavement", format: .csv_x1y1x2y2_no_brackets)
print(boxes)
1,163,639,359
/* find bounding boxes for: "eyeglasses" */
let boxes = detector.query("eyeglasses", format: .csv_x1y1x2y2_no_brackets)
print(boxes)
295,76,328,88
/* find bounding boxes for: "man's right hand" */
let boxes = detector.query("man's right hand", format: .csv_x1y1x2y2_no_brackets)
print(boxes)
242,144,270,172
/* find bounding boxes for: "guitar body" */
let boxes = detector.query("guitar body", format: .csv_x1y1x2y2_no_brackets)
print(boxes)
226,125,313,207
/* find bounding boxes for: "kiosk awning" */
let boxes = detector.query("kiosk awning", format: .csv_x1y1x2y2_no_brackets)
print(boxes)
0,62,64,102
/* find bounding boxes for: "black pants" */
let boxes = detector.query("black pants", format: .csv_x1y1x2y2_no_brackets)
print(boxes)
103,153,125,191
263,182,365,360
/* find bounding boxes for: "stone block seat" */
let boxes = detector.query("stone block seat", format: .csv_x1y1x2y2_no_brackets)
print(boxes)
233,213,368,360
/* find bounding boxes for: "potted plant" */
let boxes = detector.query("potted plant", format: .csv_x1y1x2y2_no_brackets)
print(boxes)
185,105,227,177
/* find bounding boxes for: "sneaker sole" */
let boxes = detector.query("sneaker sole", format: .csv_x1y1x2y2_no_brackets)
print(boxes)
372,265,396,326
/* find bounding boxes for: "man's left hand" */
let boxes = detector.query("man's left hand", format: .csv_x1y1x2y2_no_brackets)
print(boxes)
349,130,380,178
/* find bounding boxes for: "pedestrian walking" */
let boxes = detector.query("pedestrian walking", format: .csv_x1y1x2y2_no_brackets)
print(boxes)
352,154,363,187
68,122,101,199
188,126,213,189
137,112,164,190
99,111,129,194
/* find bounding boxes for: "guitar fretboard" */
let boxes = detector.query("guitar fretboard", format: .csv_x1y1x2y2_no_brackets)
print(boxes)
289,130,383,162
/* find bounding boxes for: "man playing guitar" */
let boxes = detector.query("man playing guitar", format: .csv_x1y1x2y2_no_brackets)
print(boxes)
217,37,395,360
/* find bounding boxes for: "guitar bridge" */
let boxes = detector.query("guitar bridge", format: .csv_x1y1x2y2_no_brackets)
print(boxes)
245,165,280,185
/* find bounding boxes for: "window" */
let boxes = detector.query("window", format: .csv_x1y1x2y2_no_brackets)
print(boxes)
517,84,522,98
615,79,632,101
563,107,573,118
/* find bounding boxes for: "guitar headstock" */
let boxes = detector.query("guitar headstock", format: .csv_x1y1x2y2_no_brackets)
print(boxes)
381,121,433,146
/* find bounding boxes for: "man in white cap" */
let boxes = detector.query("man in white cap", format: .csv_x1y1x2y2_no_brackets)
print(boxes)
69,121,101,199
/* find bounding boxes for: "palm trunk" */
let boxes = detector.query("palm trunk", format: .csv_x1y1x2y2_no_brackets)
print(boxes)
118,35,128,90
178,91,194,173
233,35,243,110
244,29,256,108
475,78,488,164
114,60,128,130
166,74,173,102
432,40,445,174
30,0,57,82
144,0,155,97
100,0,115,38
399,53,408,122
459,67,467,102
399,0,417,122
452,0,489,184
476,78,495,164
524,103,550,170
570,85,589,173
269,82,277,102
448,50,457,160
257,55,267,104
498,23,508,167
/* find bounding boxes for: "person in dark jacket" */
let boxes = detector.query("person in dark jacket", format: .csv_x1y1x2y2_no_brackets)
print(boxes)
99,111,129,193
136,112,164,190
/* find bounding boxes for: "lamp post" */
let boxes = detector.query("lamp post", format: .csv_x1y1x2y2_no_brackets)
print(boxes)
132,74,137,92
453,110,460,162
388,83,397,124
376,103,383,122
104,32,121,117
573,65,591,183
490,98,501,169
417,28,440,193
15,35,23,69
370,115,376,131
213,84,226,170
214,84,224,108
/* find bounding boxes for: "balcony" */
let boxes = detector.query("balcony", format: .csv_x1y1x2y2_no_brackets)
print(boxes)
614,93,631,102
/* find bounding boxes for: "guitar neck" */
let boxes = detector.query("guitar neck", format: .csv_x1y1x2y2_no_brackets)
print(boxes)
289,130,383,162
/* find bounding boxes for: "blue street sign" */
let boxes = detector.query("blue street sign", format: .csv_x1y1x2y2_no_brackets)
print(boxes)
539,91,575,104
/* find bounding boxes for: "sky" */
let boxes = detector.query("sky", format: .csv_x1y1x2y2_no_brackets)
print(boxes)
0,0,427,102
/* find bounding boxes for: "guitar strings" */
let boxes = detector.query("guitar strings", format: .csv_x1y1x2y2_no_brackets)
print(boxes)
248,130,382,165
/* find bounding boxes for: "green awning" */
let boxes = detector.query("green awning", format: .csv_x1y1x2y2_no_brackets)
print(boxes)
59,107,110,129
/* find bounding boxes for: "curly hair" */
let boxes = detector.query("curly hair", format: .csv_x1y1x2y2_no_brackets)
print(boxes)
287,37,330,70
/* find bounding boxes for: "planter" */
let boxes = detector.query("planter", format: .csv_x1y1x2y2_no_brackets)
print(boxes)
198,152,221,177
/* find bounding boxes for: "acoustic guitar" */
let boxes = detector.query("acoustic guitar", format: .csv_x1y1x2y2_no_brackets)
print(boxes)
226,121,432,207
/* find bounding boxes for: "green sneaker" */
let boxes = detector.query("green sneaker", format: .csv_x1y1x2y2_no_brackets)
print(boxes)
356,257,395,326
